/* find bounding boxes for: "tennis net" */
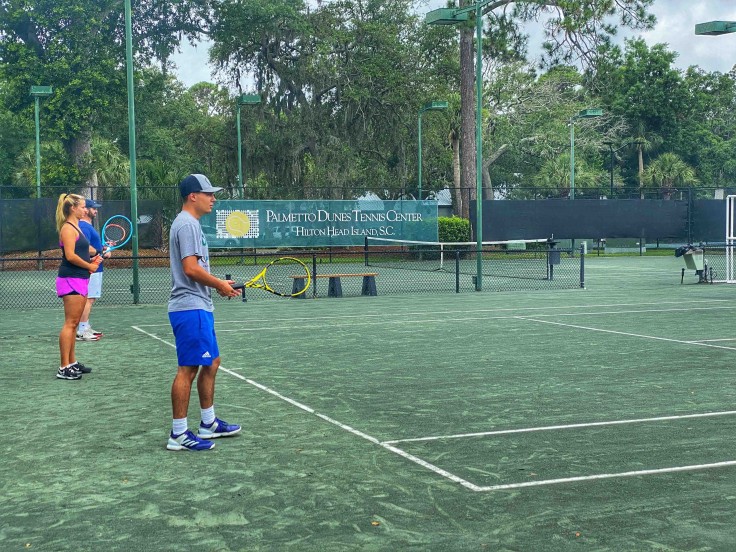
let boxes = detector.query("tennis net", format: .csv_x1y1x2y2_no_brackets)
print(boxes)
364,236,581,285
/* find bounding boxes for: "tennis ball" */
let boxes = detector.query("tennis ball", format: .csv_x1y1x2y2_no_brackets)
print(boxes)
225,211,251,237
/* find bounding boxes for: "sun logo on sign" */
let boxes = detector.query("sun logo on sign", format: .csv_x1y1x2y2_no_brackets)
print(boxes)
217,209,259,239
225,211,251,237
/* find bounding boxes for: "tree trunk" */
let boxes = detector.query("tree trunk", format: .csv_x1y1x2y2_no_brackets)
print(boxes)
64,131,98,198
483,144,508,200
459,12,475,221
451,131,462,217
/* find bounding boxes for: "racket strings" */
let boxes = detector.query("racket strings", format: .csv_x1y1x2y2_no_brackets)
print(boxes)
104,224,127,245
264,258,309,296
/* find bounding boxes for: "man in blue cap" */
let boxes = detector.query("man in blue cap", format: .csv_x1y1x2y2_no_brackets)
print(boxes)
78,198,109,341
166,174,243,451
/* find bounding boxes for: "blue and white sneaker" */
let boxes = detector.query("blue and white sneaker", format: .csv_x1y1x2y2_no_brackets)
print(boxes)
198,418,241,439
166,430,215,451
72,362,92,374
56,366,82,380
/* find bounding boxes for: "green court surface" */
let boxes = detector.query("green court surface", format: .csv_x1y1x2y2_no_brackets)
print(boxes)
3,255,736,550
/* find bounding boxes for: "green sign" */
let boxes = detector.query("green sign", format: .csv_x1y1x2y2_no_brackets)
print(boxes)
201,200,438,248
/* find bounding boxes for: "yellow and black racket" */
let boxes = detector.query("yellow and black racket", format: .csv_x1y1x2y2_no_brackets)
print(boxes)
232,257,311,297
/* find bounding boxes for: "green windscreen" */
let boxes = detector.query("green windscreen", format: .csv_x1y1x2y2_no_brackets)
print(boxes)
201,199,438,248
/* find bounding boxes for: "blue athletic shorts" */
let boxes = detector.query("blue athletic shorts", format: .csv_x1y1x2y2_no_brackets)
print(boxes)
168,309,220,367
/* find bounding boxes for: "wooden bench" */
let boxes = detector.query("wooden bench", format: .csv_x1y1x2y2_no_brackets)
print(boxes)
292,273,378,298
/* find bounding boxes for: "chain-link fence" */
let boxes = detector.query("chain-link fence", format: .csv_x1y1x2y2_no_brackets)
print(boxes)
0,246,584,310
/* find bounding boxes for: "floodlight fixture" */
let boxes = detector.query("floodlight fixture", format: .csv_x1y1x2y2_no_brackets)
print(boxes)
424,8,470,25
695,21,736,36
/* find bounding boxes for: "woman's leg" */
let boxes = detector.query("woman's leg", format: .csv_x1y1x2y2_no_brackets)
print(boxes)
60,294,87,366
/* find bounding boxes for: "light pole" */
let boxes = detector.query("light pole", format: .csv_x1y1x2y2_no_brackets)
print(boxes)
418,100,448,200
124,0,140,303
236,94,261,198
29,86,53,198
427,4,488,290
569,108,602,200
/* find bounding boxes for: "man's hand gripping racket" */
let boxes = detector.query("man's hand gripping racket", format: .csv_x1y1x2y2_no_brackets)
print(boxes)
231,257,311,297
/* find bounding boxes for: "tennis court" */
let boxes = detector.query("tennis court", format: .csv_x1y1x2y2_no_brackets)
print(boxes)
3,254,736,550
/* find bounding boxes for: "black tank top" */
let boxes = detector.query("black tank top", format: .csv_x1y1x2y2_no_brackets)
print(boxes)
58,222,91,279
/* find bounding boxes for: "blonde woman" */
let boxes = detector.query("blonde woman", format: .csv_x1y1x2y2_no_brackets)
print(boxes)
55,193,102,380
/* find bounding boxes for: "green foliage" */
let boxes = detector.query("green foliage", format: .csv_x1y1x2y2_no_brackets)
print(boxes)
0,0,212,180
438,216,470,242
643,152,698,197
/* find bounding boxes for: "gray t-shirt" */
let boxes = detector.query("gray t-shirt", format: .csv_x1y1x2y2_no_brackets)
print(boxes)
168,210,214,312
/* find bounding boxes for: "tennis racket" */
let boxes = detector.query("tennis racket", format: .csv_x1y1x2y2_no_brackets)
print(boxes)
232,257,311,297
101,215,133,252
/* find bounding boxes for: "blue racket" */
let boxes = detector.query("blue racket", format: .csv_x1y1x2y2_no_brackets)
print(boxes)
101,215,133,252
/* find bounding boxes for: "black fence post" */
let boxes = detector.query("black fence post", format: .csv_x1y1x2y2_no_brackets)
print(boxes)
312,254,317,298
687,187,693,245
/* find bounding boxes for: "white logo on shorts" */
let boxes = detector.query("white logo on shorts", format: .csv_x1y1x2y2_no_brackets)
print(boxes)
202,351,211,359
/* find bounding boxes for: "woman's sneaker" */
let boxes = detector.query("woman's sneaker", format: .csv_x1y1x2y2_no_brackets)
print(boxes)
72,362,92,374
198,418,241,439
56,366,82,380
76,331,99,341
166,430,215,451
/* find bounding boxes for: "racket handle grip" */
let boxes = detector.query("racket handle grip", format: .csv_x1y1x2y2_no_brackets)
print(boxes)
231,284,245,291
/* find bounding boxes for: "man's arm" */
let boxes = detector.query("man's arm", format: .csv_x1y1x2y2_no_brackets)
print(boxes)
181,256,240,298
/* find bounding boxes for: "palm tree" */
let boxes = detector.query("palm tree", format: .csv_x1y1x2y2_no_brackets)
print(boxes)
89,137,130,196
632,124,663,197
642,152,698,200
534,153,603,198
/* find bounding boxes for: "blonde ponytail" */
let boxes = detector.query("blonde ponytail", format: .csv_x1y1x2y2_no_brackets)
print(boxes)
55,193,85,232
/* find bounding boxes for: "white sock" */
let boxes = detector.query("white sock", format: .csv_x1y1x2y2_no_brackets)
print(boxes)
172,418,187,436
201,406,215,426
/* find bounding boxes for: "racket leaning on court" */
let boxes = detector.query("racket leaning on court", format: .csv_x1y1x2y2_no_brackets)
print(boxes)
101,215,133,252
232,257,311,297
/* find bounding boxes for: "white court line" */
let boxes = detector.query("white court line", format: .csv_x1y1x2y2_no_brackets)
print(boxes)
689,338,736,343
134,325,736,492
135,304,736,334
131,325,483,492
476,460,736,491
515,317,736,352
383,410,736,444
132,299,730,327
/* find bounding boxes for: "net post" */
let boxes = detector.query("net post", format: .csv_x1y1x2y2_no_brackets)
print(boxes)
455,250,460,293
579,244,585,288
364,236,369,267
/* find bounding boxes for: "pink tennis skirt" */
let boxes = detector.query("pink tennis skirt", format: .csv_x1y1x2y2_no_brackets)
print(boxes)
56,277,89,297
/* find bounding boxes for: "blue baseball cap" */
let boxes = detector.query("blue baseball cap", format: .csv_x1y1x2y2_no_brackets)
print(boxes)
85,199,102,208
179,174,223,197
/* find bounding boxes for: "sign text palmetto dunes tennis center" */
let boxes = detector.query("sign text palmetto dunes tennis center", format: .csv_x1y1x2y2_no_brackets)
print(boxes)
201,200,438,247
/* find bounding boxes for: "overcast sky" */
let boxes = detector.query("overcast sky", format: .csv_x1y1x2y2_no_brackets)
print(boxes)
171,0,736,88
